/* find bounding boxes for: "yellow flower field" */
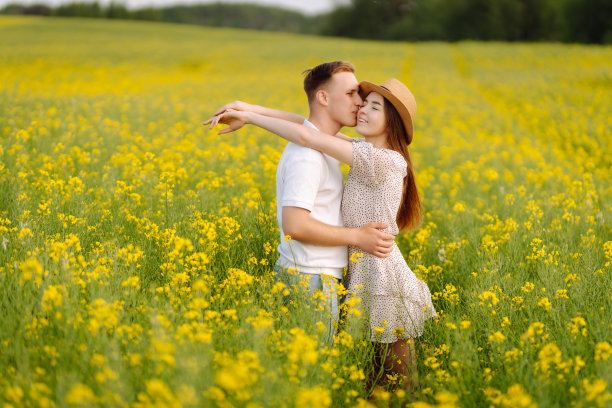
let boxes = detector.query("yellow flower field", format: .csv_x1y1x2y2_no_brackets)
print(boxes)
1,16,611,407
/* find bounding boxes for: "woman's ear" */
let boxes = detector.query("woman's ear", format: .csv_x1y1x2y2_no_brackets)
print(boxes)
315,89,328,107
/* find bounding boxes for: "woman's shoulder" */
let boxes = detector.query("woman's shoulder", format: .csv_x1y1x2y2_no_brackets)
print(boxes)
385,149,407,168
354,139,407,169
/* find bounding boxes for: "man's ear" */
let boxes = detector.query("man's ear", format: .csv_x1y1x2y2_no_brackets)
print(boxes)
315,89,328,107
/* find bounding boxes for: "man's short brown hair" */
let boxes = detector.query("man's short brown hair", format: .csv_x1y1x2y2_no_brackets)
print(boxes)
303,61,355,103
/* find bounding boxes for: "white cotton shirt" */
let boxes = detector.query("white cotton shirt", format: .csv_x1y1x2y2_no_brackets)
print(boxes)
275,119,348,279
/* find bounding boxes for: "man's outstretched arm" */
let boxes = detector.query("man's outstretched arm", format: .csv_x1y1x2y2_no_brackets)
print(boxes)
282,207,394,258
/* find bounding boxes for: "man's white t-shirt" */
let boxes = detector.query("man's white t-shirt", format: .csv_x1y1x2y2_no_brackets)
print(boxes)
275,119,348,279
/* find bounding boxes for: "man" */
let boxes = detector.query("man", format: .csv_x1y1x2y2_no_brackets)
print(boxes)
206,61,394,334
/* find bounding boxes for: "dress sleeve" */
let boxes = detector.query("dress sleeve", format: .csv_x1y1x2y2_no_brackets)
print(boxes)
351,139,407,187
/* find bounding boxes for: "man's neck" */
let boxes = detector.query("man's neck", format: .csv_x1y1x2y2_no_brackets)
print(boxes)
307,113,342,136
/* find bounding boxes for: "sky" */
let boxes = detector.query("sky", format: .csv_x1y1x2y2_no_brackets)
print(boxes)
2,0,350,14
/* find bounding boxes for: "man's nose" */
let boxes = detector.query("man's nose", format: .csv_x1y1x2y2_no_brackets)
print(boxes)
354,93,363,106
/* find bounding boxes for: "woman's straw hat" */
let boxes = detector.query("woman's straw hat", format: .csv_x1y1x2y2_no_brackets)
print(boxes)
358,78,417,144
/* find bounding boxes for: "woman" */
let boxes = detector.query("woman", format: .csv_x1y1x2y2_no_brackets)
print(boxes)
207,79,437,391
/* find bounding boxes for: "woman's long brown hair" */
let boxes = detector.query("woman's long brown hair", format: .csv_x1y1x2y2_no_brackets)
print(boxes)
384,99,423,231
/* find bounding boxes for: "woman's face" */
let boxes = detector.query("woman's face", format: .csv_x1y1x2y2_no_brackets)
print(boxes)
356,92,387,140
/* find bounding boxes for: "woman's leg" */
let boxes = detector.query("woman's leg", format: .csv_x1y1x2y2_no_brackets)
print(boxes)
384,339,417,391
366,342,387,393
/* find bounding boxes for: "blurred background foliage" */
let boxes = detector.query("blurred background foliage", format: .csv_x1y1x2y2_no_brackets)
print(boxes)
2,0,611,43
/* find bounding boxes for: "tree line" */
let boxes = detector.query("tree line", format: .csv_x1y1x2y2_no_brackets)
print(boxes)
325,0,611,43
2,0,610,43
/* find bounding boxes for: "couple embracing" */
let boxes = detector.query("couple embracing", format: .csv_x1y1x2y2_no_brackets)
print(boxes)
205,61,437,391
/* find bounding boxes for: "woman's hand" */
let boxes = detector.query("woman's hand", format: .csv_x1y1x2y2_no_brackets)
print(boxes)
210,100,252,117
204,111,249,134
205,100,305,125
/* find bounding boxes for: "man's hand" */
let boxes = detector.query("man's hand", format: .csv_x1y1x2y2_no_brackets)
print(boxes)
203,111,249,134
354,222,394,258
280,207,394,258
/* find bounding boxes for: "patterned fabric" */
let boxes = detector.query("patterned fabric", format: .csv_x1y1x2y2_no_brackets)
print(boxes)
342,139,437,343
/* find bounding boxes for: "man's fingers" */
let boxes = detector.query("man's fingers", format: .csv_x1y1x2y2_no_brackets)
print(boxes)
365,222,388,230
378,243,392,251
381,238,394,246
203,118,212,125
379,245,392,253
374,233,394,246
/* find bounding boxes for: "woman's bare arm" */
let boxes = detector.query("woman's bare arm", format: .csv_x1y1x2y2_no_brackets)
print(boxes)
206,100,305,124
208,111,355,167
333,132,354,141
205,100,354,141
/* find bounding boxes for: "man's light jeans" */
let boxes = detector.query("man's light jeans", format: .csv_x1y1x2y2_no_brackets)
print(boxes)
274,262,341,344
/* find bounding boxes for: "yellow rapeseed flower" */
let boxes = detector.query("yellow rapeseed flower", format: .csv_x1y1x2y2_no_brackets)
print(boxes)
287,328,318,365
535,342,562,376
41,284,64,314
489,331,506,343
582,378,611,406
134,379,180,408
595,342,612,361
19,258,44,286
295,386,331,408
65,383,97,405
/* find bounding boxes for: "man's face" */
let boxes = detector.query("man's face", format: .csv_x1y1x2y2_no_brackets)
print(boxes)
324,71,362,127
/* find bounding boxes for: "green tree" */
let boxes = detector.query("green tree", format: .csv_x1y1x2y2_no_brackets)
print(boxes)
322,0,414,39
106,2,129,19
564,0,612,43
53,2,103,18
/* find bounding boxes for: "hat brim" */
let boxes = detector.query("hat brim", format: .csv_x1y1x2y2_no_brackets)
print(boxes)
359,81,413,142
